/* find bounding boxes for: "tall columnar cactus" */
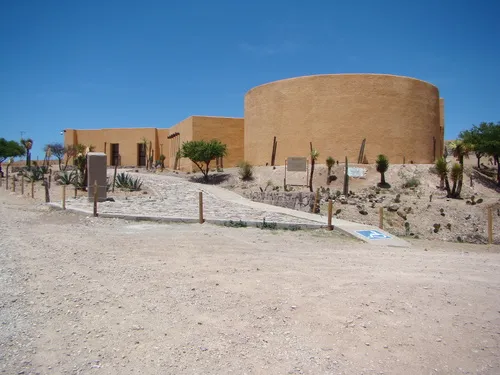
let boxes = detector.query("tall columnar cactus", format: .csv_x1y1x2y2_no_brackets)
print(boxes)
343,156,349,196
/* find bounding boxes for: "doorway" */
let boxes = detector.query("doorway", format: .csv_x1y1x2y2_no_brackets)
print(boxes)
137,143,146,167
110,143,120,166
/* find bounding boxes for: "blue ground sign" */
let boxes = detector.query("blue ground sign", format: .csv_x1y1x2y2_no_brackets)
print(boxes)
355,230,391,240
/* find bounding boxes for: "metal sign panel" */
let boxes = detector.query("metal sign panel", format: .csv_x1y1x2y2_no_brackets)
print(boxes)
287,157,307,172
355,230,391,240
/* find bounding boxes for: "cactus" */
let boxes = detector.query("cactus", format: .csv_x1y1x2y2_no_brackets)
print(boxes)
343,156,349,196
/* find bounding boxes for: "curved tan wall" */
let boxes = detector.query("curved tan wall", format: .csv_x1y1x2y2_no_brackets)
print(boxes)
244,74,443,165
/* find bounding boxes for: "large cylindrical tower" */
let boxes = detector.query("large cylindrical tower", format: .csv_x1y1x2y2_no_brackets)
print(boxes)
244,74,443,165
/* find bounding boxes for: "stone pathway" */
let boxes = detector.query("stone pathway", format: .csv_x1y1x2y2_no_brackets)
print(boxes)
57,172,410,247
63,173,322,226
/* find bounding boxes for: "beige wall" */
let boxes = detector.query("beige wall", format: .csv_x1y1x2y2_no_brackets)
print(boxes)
167,117,194,171
65,128,159,166
192,116,244,168
439,98,445,157
244,74,443,165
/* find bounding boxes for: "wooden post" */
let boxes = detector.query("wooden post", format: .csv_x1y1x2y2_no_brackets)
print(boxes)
48,173,52,189
199,191,204,224
62,185,66,210
12,176,16,192
488,207,493,244
44,179,50,202
21,176,24,195
74,186,77,199
313,188,320,213
112,157,118,192
31,180,34,198
5,168,8,190
93,180,98,217
327,199,333,230
379,207,384,229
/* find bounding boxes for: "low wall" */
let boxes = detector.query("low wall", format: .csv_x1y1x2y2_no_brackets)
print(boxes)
243,191,317,212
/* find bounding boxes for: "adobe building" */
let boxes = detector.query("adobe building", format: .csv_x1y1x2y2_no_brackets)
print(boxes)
64,74,444,170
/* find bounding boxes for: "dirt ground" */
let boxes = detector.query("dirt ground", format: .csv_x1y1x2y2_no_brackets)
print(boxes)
1,190,500,375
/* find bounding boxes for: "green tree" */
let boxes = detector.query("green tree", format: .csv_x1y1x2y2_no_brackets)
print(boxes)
0,138,25,165
467,122,500,184
459,127,483,168
44,143,66,170
180,139,227,181
376,154,389,187
309,149,319,192
20,138,33,167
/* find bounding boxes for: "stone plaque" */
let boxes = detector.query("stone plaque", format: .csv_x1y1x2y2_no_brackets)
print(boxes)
287,157,307,172
87,152,107,202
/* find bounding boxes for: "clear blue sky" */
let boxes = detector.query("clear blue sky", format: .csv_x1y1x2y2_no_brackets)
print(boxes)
1,0,498,158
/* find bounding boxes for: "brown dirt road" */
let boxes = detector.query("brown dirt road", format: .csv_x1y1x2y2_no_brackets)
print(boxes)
1,190,499,374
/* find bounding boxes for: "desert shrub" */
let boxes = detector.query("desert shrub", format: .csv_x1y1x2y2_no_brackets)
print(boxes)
223,220,248,228
398,167,422,189
115,172,143,191
238,161,254,181
402,176,420,188
258,218,278,230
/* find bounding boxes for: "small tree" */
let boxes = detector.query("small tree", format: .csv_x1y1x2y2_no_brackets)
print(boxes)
0,138,24,167
44,143,65,170
326,156,334,176
180,139,227,181
309,149,319,192
376,154,389,187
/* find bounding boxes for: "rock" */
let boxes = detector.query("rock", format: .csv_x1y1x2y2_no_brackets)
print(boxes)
338,196,348,204
359,209,368,215
397,210,407,220
388,204,399,212
403,207,412,214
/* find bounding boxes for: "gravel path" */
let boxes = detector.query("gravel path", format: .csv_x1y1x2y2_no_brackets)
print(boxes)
63,174,322,225
1,190,500,374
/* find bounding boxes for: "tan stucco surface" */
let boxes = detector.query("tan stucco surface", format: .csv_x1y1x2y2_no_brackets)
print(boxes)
244,74,443,165
192,116,244,168
65,74,444,170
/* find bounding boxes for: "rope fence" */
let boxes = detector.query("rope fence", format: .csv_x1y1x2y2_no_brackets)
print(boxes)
0,173,497,244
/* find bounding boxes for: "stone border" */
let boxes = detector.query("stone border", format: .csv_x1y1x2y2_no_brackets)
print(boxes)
46,203,336,232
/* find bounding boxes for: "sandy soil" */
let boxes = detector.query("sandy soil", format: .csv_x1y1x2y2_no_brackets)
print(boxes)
1,190,500,375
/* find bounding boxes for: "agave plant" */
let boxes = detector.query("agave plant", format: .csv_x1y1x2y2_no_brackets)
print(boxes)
58,170,77,185
115,172,143,191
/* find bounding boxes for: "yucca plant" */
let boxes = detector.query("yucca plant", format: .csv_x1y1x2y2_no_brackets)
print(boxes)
376,154,390,188
435,157,449,192
450,163,462,197
326,156,335,176
309,149,319,192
